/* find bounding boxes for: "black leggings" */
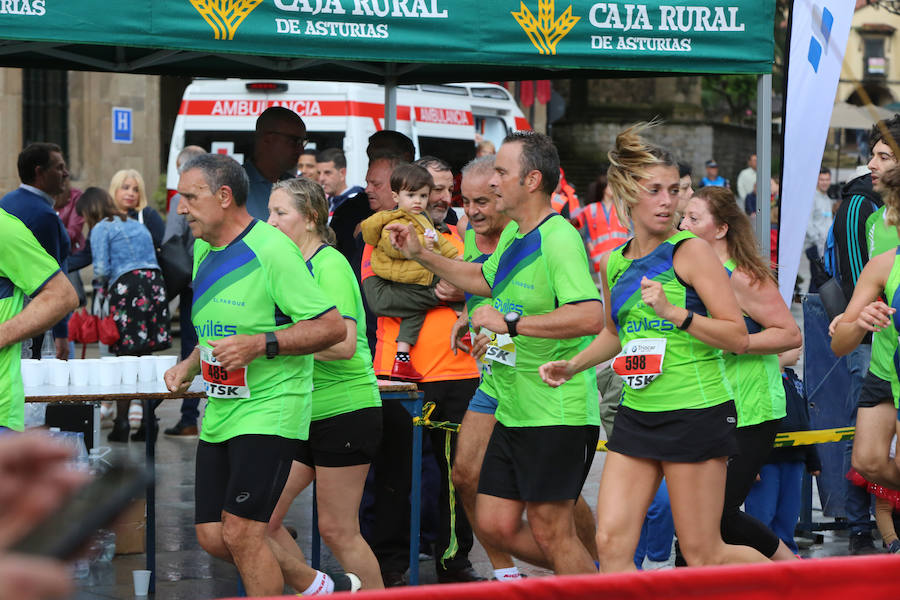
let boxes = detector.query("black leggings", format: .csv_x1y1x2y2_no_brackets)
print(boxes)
720,418,782,557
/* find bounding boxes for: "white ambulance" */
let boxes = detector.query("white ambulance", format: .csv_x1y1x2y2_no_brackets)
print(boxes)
165,79,530,201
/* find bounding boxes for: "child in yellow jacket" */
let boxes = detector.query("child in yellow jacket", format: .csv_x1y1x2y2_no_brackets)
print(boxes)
361,163,459,379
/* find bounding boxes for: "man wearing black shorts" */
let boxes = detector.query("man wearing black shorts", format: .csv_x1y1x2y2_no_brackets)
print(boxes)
165,153,348,595
389,132,603,575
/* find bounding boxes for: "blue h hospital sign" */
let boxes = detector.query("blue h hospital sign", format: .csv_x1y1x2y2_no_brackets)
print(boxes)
112,107,132,144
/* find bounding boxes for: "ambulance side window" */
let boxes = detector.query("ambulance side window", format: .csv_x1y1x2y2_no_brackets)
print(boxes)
417,137,475,173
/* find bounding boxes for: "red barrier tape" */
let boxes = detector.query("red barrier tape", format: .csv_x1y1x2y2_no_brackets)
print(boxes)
221,554,900,599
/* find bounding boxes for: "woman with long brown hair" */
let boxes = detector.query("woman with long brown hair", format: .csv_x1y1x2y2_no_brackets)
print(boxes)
76,187,170,442
539,122,768,571
680,185,801,561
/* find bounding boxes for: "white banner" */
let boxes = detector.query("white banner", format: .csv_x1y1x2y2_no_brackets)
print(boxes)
779,0,854,305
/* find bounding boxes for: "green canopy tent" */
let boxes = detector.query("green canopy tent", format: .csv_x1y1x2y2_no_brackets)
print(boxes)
0,0,776,588
0,2,774,81
0,1,778,239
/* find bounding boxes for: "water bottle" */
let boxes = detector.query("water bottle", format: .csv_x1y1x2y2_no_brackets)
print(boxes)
73,557,90,579
40,331,55,360
88,448,116,561
48,428,89,470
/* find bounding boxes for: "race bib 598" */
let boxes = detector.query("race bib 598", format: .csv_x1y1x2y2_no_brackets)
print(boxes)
612,338,667,390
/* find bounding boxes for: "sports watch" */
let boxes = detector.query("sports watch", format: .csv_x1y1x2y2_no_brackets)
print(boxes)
504,311,520,337
265,331,279,359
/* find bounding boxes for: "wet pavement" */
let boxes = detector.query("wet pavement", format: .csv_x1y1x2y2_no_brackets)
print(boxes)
70,396,876,599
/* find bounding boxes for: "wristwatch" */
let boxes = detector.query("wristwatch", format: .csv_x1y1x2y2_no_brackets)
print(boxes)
265,331,279,359
504,311,520,337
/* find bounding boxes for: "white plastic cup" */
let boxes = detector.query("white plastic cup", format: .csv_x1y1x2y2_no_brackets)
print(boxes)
119,357,139,385
132,569,151,596
85,359,102,386
69,360,91,387
98,360,120,387
138,356,156,383
155,355,177,383
20,359,43,387
46,359,69,387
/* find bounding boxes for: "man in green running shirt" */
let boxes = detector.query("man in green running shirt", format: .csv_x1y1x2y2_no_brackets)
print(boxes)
388,132,603,575
164,153,349,596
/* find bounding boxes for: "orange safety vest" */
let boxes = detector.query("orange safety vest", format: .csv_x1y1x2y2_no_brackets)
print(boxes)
551,184,580,220
361,233,478,383
577,202,631,273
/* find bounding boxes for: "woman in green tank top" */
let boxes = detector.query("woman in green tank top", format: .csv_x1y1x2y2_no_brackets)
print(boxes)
833,165,900,492
681,186,802,561
265,178,384,590
539,122,768,572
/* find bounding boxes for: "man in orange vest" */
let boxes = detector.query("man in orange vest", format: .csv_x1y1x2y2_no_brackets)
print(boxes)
361,156,483,586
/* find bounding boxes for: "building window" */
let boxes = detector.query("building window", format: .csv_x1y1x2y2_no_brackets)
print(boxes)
863,36,887,78
22,69,68,155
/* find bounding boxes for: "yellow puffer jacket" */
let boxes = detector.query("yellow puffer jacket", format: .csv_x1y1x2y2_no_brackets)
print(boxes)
360,209,459,286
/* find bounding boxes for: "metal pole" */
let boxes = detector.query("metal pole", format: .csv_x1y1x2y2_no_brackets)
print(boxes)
756,73,773,259
384,64,397,131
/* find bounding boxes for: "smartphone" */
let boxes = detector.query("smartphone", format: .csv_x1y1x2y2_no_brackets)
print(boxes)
10,461,154,560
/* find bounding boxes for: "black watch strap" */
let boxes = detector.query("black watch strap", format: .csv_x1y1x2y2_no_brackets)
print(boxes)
265,331,279,359
506,316,518,338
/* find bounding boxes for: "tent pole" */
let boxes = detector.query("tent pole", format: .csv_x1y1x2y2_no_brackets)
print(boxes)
755,73,772,260
385,63,397,131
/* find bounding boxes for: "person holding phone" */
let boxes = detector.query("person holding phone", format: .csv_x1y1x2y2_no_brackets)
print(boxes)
0,432,89,600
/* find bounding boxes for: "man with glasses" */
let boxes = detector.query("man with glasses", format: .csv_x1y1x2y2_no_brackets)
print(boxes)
244,107,306,220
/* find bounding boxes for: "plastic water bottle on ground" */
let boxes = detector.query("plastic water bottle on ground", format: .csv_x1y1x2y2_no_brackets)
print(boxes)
88,448,116,561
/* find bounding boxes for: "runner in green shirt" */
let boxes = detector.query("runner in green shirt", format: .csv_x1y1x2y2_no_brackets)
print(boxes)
0,208,78,430
681,185,802,562
538,123,768,572
163,154,355,596
833,163,900,493
264,177,381,590
387,132,602,576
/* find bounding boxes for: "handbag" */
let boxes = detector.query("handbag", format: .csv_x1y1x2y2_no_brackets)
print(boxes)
141,209,192,301
156,232,193,301
94,289,120,346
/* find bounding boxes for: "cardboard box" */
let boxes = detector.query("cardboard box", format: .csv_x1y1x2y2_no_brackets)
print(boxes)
112,498,146,555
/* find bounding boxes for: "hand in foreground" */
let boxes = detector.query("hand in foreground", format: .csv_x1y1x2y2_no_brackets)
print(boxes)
0,432,88,548
640,276,673,320
385,223,423,259
0,554,73,600
208,334,264,372
852,301,895,333
539,360,576,388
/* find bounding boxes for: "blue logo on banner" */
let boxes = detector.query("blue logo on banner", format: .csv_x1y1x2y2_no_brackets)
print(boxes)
808,6,833,73
113,107,132,143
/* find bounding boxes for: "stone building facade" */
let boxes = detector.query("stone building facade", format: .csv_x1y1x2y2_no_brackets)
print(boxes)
0,69,160,206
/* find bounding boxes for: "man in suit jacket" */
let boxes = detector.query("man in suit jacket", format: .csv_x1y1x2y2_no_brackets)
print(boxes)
0,143,72,359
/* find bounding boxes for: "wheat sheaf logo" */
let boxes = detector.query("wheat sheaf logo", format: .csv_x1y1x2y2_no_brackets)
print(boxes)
190,0,263,41
511,0,580,55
